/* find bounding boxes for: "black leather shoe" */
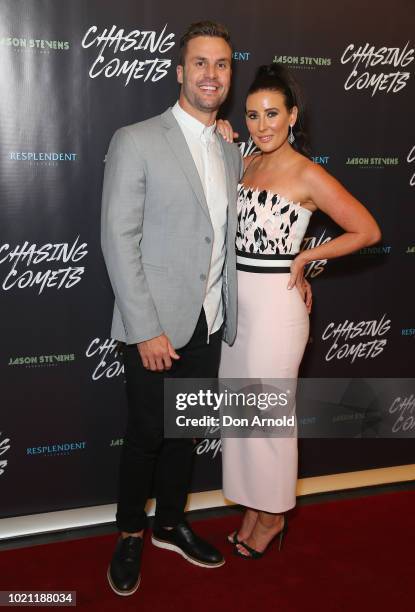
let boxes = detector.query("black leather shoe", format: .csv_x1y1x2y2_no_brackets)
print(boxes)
151,521,225,568
107,536,143,596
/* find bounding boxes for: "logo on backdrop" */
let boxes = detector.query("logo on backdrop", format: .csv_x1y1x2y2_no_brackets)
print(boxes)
302,230,333,278
194,437,222,459
407,145,415,187
345,155,399,169
273,55,331,69
8,151,77,166
110,438,124,448
401,328,415,337
340,42,414,95
232,51,251,61
81,24,175,85
26,441,86,457
85,338,124,381
321,313,391,363
0,37,70,53
359,245,392,255
389,395,415,434
0,433,11,477
0,235,88,294
312,156,330,165
8,354,75,368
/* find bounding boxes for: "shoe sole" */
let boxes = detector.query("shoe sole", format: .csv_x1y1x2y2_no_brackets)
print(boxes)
151,536,225,568
107,566,141,596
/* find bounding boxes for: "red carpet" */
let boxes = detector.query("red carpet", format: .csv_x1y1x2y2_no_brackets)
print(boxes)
1,490,414,611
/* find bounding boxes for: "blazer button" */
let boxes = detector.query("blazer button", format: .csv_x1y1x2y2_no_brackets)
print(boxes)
200,273,206,281
205,236,211,244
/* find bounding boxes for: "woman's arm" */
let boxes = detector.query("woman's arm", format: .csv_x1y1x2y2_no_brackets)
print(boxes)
288,162,381,289
216,119,239,143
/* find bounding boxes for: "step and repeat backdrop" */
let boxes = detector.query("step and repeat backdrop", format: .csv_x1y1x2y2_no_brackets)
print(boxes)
1,0,414,518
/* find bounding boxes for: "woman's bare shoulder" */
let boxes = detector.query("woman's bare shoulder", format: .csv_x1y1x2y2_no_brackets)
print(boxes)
298,154,329,181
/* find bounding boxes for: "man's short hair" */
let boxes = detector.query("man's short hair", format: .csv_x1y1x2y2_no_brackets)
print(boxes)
178,20,232,66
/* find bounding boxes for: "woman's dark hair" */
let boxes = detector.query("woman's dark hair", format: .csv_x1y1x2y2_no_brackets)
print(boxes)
247,63,311,157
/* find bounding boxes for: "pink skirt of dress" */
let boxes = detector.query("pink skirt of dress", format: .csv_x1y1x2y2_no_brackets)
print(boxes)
219,270,309,513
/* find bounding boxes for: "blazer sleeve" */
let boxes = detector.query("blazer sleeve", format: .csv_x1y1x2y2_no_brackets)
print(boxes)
233,144,243,180
238,147,244,180
101,127,163,344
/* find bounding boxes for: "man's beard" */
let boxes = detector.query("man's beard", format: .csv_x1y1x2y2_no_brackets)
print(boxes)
193,93,223,112
183,81,226,113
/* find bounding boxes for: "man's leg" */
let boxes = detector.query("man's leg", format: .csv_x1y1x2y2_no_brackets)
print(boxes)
154,316,222,526
117,313,221,532
108,344,165,596
151,311,225,567
116,344,165,532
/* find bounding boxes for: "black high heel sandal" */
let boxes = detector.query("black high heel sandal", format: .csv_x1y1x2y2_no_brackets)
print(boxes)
227,530,241,545
234,515,288,560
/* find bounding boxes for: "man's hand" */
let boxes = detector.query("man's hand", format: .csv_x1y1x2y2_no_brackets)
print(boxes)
137,334,180,371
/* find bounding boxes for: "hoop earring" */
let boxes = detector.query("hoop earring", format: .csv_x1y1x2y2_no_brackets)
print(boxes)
288,125,295,144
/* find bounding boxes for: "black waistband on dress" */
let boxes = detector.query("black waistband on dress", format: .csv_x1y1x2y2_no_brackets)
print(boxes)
236,249,295,273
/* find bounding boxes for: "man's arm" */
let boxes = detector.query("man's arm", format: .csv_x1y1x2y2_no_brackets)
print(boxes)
101,127,163,344
238,146,244,181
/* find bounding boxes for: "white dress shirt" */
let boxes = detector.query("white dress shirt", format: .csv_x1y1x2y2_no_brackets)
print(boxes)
172,101,228,338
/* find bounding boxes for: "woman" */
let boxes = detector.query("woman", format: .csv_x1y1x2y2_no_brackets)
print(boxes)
218,64,381,559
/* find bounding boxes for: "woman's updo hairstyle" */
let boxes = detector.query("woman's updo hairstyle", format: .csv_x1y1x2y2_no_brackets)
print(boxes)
247,63,311,158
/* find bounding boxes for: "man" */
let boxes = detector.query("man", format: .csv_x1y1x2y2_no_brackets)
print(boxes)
101,21,241,596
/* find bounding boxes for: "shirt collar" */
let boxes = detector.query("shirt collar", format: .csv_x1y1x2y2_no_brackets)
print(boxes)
172,101,216,142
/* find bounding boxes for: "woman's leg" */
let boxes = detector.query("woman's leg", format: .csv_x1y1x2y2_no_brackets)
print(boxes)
229,508,259,542
236,510,285,555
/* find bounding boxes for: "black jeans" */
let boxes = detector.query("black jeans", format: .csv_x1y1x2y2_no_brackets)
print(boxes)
116,309,223,532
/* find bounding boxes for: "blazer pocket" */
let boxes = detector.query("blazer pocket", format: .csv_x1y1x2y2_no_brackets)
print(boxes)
142,261,168,274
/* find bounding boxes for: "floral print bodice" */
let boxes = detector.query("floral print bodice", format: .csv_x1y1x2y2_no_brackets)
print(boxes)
235,183,312,255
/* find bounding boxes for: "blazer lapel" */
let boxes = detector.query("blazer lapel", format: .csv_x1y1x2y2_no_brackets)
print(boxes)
161,109,211,221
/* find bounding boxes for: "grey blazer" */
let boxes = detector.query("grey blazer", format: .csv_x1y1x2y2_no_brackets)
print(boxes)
101,108,242,349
